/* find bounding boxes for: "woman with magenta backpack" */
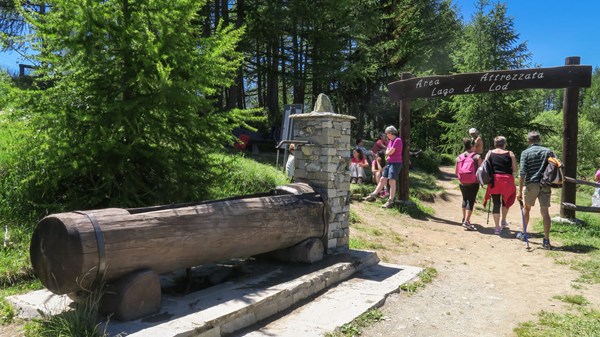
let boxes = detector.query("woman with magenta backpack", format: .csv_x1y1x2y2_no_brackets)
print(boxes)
456,137,482,231
365,125,403,208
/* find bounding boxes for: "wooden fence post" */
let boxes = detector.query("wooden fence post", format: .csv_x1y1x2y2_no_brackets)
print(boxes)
561,56,581,219
399,72,413,202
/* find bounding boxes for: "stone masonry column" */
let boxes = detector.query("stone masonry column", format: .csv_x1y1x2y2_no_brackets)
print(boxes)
290,94,355,254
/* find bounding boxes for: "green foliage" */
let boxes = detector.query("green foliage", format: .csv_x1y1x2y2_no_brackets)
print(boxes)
411,149,441,174
533,109,600,178
325,309,385,337
553,294,590,306
399,267,438,294
349,237,385,250
439,153,455,166
514,309,600,337
1,0,260,224
206,153,289,200
442,0,533,155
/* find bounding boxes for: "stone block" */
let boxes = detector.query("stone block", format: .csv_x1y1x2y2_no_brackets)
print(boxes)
276,291,294,312
321,120,333,129
306,163,321,172
221,312,257,335
197,327,221,337
300,146,314,156
327,238,337,248
254,300,279,322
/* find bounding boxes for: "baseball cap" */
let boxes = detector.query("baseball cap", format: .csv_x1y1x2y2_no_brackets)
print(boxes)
469,128,477,134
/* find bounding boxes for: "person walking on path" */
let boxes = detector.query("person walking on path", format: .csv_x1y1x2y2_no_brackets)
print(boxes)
517,131,554,249
469,128,484,155
456,138,482,230
482,136,518,235
364,126,403,208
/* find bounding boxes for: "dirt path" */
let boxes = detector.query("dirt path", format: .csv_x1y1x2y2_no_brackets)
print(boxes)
358,166,600,337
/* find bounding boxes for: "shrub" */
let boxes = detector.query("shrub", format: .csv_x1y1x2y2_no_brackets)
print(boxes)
411,149,441,174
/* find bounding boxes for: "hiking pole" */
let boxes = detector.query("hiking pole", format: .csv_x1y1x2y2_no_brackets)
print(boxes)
518,199,531,251
486,198,491,225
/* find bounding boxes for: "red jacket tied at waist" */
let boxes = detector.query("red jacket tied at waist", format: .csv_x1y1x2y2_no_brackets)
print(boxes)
483,173,516,208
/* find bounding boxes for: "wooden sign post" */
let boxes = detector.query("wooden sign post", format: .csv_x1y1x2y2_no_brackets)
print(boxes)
561,57,582,218
388,60,592,215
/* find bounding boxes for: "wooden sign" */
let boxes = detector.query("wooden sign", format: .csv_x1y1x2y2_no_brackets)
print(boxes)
388,65,592,101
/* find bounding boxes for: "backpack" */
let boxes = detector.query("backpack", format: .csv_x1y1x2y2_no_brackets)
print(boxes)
476,158,494,186
457,152,477,184
540,153,564,188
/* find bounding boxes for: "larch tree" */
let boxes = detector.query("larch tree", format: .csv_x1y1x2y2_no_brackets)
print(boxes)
443,0,531,154
4,0,255,221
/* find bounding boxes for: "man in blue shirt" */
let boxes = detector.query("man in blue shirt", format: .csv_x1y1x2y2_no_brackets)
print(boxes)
517,131,553,249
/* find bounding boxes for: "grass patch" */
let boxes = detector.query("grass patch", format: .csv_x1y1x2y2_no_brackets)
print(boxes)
409,170,444,201
399,267,438,294
24,289,109,337
349,209,361,225
349,237,385,250
351,223,384,237
553,294,590,306
514,308,600,337
324,309,385,337
544,212,600,284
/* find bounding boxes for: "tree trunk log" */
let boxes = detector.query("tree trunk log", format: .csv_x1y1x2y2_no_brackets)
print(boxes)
30,184,326,294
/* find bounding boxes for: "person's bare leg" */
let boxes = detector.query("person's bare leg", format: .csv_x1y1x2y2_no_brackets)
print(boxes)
493,213,500,230
523,204,532,233
372,177,388,195
540,206,551,240
501,206,509,224
388,179,396,201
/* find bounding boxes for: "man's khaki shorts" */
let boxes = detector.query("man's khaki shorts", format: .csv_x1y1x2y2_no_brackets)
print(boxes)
524,183,551,207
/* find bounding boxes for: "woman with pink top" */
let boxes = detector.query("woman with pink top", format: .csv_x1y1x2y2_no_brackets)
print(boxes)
365,126,403,208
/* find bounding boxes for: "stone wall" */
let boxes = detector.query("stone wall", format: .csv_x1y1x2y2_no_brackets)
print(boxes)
290,112,355,254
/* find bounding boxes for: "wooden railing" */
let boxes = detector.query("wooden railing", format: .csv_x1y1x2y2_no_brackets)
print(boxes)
561,176,600,213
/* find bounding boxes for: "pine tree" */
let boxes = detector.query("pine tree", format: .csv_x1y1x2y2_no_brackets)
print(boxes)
5,0,253,220
443,0,531,154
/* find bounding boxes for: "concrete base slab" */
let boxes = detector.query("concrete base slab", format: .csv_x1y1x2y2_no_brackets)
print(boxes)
8,250,388,337
236,263,422,337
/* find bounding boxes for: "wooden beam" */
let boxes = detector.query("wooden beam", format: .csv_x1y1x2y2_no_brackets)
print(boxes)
564,176,600,188
388,65,592,101
399,72,413,201
562,202,600,213
561,57,581,219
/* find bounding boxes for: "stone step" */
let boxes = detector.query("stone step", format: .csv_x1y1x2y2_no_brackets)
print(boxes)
236,263,422,337
9,250,396,337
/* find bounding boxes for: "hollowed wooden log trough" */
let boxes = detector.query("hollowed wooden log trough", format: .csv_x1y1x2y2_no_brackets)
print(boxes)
30,183,327,321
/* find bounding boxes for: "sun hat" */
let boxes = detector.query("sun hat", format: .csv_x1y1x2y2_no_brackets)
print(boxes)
469,128,477,134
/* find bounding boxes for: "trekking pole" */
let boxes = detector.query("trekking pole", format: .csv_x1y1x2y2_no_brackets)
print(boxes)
486,198,491,225
518,199,531,251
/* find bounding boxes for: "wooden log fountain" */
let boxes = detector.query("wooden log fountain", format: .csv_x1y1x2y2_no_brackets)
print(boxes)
30,183,326,320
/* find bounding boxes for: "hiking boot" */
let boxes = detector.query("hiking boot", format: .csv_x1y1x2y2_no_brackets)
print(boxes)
494,227,502,235
516,232,526,241
382,200,394,208
364,193,378,202
462,221,476,231
543,239,552,250
501,220,509,228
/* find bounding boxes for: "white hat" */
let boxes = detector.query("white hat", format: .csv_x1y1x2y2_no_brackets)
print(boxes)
469,128,477,134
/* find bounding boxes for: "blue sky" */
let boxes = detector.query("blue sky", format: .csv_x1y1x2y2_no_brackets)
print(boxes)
1,0,599,72
455,0,600,68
